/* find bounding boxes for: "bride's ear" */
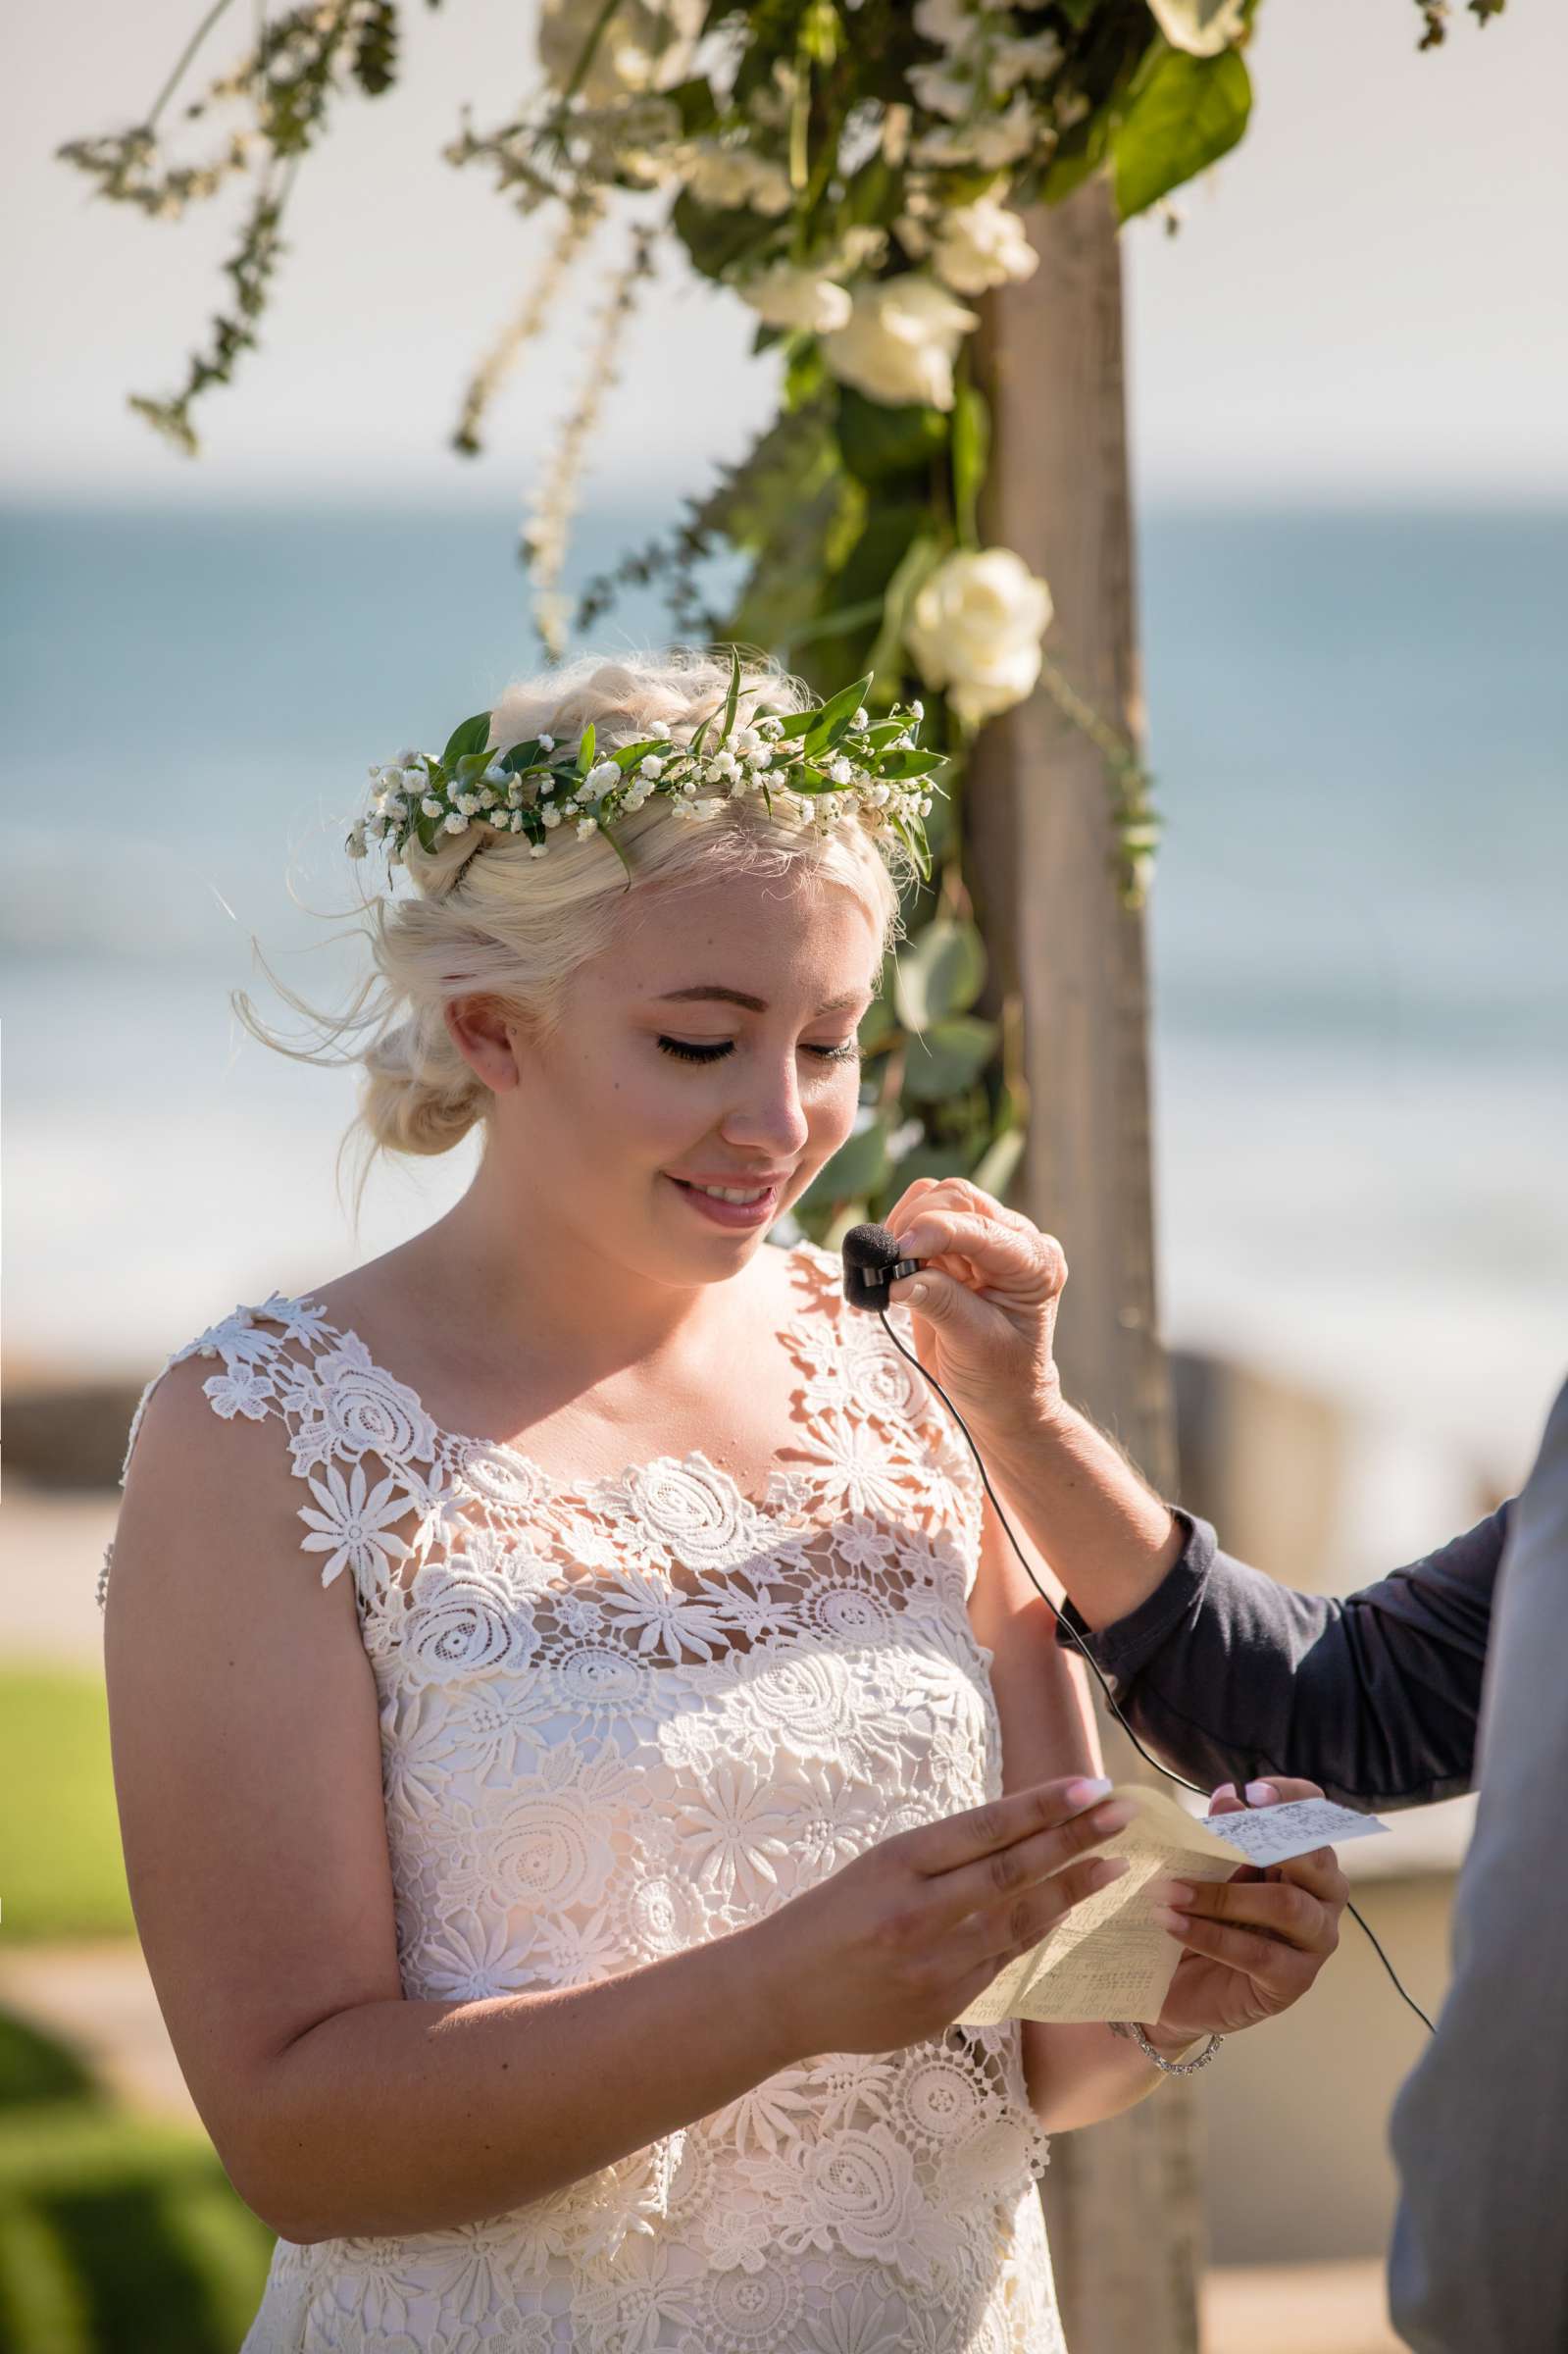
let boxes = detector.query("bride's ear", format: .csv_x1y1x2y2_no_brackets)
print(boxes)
443,995,522,1092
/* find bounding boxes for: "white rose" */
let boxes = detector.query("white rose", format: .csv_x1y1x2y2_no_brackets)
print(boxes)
909,60,977,122
1147,0,1247,57
736,262,853,335
904,546,1053,729
821,274,979,413
913,90,1037,171
912,0,977,46
930,195,1038,295
991,30,1064,91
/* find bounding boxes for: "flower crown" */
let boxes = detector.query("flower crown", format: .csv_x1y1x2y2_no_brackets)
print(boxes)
346,650,945,891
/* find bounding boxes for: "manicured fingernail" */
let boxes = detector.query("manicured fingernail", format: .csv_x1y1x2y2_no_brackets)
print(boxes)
1245,1780,1278,1805
1065,1777,1114,1811
1149,1904,1188,1935
1088,1857,1130,1890
1159,1881,1194,1909
1213,1783,1238,1803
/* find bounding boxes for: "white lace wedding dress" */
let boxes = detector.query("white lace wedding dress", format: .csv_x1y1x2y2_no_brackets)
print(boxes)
101,1238,1066,2354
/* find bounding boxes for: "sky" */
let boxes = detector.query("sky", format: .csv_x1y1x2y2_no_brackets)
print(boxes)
2,0,1564,510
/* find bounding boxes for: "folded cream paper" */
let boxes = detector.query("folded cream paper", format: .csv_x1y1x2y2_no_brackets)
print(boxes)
955,1786,1386,2027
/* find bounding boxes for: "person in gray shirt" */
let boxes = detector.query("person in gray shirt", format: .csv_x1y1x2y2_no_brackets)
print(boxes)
879,1194,1562,2351
909,1278,1557,2354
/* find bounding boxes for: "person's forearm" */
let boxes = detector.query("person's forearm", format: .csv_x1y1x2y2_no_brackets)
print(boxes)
986,1400,1186,1629
241,1917,801,2244
1026,2018,1197,2131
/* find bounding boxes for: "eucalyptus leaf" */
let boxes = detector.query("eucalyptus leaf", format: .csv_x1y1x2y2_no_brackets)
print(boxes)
900,1015,998,1101
893,917,988,1034
794,1116,889,1214
971,1123,1026,1200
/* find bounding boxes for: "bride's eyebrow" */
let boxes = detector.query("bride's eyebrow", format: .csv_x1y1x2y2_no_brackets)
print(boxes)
653,986,867,1013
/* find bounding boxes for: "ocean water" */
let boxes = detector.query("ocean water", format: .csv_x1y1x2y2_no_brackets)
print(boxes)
3,499,1565,1512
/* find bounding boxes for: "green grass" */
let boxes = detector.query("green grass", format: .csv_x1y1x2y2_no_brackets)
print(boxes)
0,1671,133,1943
0,2009,276,2353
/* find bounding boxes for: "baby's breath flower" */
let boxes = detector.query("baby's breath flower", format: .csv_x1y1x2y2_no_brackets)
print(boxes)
421,794,443,819
530,841,549,856
577,816,599,839
538,734,555,750
442,811,468,835
542,805,562,828
648,720,672,740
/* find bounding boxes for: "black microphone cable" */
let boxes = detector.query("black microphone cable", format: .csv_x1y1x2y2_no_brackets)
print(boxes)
841,1228,1437,2037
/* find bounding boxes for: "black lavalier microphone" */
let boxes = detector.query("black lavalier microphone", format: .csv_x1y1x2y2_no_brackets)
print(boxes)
840,1219,1435,2034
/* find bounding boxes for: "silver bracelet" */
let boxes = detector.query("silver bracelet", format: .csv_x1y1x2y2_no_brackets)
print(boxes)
1109,2019,1225,2075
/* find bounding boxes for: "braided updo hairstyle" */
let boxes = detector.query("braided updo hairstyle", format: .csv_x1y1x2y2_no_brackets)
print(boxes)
233,645,914,1227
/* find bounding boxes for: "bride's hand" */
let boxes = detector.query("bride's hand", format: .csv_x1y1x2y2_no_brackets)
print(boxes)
882,1177,1068,1449
1143,1778,1350,2050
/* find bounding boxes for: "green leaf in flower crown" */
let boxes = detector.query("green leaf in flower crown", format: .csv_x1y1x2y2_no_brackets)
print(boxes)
835,387,950,486
878,747,945,780
597,818,636,889
606,739,661,772
1112,46,1252,221
893,917,989,1035
441,711,491,764
576,721,596,773
498,740,544,774
900,1015,999,1102
803,672,875,753
719,645,741,744
886,809,933,888
454,750,491,785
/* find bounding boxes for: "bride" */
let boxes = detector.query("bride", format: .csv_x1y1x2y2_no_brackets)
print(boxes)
100,646,1344,2352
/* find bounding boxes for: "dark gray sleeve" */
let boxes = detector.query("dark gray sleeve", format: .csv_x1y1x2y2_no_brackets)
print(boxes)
1387,1376,1568,2354
1052,1500,1509,1812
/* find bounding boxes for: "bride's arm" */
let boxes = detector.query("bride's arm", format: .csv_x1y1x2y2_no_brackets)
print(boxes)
967,1488,1198,2128
102,1358,810,2245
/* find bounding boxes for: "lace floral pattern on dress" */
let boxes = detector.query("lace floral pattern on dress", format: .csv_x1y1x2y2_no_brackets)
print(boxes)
106,1240,1064,2354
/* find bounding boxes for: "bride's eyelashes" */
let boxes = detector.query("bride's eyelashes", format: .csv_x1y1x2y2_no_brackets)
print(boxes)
657,1037,862,1066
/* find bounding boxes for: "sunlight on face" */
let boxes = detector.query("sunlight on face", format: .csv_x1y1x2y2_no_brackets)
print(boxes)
509,866,885,1252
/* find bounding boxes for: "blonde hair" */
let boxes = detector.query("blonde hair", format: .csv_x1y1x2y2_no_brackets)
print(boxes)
234,644,914,1230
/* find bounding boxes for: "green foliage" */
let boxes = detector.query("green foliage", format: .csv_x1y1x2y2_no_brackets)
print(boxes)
835,388,950,488
0,2022,275,2352
1112,45,1253,221
61,0,1505,1239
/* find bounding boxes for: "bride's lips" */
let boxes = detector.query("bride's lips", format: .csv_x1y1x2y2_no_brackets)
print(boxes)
663,1173,780,1229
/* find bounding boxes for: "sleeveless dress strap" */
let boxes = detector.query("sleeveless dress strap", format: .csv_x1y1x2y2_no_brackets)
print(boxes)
98,1292,330,1613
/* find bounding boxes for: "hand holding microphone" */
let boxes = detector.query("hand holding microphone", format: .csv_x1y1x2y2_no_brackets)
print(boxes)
869,1175,1071,1455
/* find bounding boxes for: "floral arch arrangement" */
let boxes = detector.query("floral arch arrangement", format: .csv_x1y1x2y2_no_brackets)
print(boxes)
62,0,1506,1244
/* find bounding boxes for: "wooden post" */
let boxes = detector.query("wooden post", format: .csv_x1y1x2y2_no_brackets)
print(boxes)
964,175,1206,2353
